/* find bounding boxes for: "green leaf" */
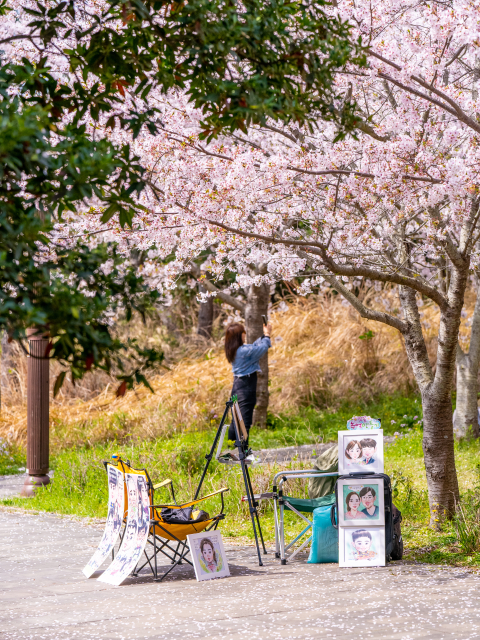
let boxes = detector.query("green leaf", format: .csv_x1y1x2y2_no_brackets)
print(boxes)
53,371,67,397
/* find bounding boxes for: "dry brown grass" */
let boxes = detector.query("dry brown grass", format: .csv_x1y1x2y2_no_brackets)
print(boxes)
0,289,457,449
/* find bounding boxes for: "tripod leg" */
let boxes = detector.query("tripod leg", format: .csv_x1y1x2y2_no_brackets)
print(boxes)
245,464,267,554
273,495,280,559
194,402,231,500
240,457,263,566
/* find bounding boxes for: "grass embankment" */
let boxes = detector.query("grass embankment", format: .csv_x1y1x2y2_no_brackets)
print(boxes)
3,393,480,568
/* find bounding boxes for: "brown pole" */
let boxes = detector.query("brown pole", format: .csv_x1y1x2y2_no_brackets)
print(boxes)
21,330,50,496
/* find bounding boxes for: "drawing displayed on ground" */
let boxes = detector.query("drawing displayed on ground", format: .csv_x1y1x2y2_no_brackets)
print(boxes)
187,531,230,581
340,527,386,567
98,472,150,586
82,464,125,578
338,430,384,474
338,479,385,526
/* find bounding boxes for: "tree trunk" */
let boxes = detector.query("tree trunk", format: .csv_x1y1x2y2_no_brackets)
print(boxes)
197,284,214,339
399,284,460,522
421,389,460,520
454,282,480,438
245,283,269,428
0,332,16,410
454,350,480,438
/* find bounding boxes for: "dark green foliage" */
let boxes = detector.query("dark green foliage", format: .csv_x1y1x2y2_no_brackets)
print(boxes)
25,0,366,139
0,65,163,392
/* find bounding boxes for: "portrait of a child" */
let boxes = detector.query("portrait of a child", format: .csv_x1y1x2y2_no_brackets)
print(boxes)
350,529,377,561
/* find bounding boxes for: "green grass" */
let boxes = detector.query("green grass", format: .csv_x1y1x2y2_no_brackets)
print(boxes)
254,392,422,448
385,430,480,568
0,439,26,475
3,392,480,567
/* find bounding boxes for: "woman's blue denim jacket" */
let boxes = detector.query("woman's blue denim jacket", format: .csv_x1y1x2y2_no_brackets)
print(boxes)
232,336,271,377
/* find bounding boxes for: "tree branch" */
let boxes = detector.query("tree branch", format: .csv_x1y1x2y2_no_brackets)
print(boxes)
189,263,245,312
369,51,480,133
206,218,448,309
324,275,407,332
286,165,442,184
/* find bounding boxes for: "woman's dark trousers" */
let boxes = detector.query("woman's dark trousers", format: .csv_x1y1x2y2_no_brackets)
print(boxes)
228,372,257,445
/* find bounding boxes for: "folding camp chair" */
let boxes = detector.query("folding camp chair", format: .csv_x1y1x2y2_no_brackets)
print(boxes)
108,455,229,582
273,469,339,564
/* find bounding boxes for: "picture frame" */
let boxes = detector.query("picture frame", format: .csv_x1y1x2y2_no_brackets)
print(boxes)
339,526,386,568
337,478,385,526
338,429,384,474
187,530,230,581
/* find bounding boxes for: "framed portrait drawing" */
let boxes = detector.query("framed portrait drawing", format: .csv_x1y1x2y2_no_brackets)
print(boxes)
187,531,230,581
338,429,384,474
337,478,385,527
339,526,386,568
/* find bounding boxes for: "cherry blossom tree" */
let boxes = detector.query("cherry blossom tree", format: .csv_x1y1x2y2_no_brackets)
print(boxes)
71,0,480,521
0,0,364,384
455,280,480,438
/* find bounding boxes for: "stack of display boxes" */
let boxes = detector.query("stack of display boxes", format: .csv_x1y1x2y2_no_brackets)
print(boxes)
337,416,386,567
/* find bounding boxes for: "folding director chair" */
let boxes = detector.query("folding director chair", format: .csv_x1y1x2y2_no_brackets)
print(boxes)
108,455,229,582
273,469,339,564
106,455,177,559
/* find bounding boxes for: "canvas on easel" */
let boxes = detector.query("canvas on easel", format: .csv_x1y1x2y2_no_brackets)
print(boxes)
232,400,248,442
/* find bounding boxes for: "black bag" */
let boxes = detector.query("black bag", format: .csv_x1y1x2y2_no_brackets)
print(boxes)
331,472,403,561
160,506,193,524
160,506,210,524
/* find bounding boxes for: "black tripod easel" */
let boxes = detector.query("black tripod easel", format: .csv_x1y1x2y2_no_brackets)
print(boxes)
194,396,267,566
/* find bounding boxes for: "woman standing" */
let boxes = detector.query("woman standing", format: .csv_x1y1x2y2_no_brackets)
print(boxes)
224,321,272,445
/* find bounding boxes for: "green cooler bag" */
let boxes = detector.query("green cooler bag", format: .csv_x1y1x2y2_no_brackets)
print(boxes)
307,502,338,564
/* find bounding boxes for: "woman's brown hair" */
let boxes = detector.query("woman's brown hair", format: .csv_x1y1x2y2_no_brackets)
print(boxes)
200,538,217,564
345,439,361,460
346,491,360,511
225,322,246,363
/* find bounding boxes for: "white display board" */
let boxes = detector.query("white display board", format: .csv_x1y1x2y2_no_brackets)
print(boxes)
339,526,386,567
338,429,384,474
82,465,124,578
98,472,150,586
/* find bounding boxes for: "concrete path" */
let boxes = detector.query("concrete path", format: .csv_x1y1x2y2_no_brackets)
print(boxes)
254,436,397,464
0,471,54,500
1,509,480,639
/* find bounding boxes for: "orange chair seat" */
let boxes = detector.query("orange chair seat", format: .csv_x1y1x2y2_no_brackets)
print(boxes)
150,514,218,541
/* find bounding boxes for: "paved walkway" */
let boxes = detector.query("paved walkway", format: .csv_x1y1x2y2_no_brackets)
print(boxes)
1,509,480,639
0,471,54,500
